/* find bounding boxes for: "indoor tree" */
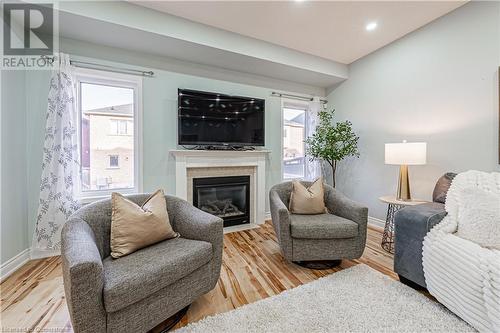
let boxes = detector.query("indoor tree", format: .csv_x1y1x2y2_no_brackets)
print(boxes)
305,109,360,188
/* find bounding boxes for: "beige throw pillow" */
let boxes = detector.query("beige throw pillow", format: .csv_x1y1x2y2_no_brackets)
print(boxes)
289,177,327,214
111,189,178,258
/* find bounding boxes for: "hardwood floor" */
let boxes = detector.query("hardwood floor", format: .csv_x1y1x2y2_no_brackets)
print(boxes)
1,221,395,332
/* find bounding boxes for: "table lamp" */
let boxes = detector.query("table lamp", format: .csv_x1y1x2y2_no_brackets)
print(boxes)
385,141,427,201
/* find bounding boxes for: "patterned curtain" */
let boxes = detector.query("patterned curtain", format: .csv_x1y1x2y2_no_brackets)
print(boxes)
304,99,323,181
32,53,80,251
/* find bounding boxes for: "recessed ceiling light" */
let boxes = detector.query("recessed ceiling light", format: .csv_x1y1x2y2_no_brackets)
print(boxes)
366,22,378,31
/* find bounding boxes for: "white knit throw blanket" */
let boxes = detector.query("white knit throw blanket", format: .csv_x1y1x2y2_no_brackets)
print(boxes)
423,170,500,333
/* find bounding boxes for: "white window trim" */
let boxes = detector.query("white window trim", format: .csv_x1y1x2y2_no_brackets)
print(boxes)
280,98,309,181
75,67,143,202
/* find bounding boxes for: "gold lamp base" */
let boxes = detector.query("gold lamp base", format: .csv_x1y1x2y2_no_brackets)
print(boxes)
397,165,411,201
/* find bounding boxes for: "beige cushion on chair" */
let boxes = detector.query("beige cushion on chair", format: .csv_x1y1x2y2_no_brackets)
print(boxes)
289,177,327,214
111,189,178,258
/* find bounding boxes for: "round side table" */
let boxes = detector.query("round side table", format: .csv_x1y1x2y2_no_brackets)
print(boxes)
379,196,427,254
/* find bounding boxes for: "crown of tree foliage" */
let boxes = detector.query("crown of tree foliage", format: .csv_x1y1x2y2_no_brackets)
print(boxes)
305,109,359,187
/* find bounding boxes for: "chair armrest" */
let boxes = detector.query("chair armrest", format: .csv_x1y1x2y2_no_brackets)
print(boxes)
171,199,224,288
269,190,293,260
61,218,106,333
171,199,223,245
326,188,368,227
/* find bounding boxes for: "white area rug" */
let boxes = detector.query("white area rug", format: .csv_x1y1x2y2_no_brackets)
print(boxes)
176,264,474,333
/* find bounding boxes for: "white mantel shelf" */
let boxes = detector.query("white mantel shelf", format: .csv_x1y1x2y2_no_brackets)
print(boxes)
169,149,272,157
169,149,271,227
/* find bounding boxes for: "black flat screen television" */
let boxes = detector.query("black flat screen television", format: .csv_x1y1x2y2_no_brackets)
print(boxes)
178,89,265,146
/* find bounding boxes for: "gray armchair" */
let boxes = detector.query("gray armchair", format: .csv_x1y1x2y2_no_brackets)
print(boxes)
269,181,368,262
61,194,223,333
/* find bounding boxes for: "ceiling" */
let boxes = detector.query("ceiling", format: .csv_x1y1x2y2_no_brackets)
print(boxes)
133,1,466,64
55,10,346,92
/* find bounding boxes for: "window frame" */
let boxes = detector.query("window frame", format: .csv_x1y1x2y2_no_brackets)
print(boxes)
281,99,309,181
75,68,143,201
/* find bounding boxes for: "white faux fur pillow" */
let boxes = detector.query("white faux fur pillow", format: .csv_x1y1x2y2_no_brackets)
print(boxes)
455,187,500,250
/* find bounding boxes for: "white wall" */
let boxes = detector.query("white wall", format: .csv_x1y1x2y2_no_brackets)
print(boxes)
328,1,500,220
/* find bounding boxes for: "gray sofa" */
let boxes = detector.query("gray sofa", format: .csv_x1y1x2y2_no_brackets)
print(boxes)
61,194,223,333
269,181,368,262
394,173,456,288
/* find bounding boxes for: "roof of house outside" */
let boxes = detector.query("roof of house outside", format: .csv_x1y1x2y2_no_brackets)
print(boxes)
284,113,305,127
284,120,304,127
84,103,133,117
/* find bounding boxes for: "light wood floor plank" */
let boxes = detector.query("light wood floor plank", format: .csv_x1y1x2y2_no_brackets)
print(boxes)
1,221,396,332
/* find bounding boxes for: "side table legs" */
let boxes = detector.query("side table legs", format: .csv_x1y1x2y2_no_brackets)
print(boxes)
381,203,404,253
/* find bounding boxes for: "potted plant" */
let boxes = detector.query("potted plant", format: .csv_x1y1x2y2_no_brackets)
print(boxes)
305,109,359,188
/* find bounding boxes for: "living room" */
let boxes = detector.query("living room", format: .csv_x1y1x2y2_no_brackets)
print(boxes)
1,1,499,332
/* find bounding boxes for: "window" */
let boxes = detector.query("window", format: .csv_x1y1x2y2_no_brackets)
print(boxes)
282,103,307,180
109,119,133,135
76,68,142,198
109,155,119,168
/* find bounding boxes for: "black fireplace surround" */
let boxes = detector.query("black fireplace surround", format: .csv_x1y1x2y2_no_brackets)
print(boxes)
193,176,250,228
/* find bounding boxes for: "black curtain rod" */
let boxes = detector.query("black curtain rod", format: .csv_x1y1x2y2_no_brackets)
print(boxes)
271,91,327,104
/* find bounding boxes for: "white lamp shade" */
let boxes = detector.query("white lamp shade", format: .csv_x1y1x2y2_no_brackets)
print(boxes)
385,142,427,165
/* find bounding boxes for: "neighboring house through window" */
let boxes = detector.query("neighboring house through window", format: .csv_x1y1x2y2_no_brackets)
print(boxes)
76,68,142,199
282,100,308,180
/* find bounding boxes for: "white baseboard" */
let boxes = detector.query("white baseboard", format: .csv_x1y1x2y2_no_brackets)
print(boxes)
30,248,60,260
265,211,271,221
368,216,386,230
0,247,62,281
0,248,31,281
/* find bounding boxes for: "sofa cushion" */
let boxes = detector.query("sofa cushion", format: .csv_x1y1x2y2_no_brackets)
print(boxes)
103,237,212,312
290,213,358,239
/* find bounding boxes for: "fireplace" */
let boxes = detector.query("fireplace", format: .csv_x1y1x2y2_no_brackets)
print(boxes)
193,175,250,228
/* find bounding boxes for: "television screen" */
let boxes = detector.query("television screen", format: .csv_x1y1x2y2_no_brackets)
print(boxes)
178,89,265,146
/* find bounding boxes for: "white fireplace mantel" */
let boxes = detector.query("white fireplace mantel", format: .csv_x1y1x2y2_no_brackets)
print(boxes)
169,149,271,226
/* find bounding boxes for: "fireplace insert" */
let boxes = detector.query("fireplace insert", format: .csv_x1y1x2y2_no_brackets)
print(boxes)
193,175,250,228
